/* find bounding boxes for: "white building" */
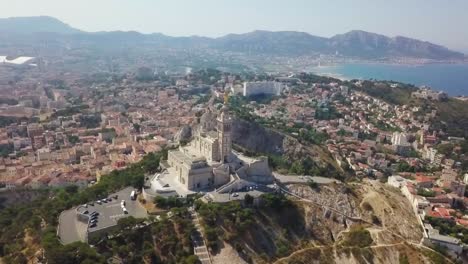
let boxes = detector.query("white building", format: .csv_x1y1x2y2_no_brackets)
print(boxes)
464,174,468,185
0,56,36,66
243,81,282,97
391,132,412,156
423,146,438,163
387,175,408,188
391,132,408,145
424,224,463,255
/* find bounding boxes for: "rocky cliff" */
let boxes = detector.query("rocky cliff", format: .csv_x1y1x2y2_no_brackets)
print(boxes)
214,181,448,264
231,118,285,155
231,118,342,175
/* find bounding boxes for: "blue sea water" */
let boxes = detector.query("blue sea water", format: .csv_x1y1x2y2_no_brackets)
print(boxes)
311,63,468,96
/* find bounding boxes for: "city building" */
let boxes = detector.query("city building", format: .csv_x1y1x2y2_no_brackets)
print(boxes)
243,81,283,97
391,132,412,156
412,87,448,101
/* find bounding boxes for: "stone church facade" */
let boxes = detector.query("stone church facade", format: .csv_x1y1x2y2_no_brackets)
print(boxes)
144,101,273,198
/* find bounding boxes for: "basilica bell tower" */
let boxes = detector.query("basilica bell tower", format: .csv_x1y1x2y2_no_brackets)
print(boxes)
217,93,232,163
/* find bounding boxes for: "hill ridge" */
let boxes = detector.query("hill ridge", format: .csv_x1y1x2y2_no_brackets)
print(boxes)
0,16,464,60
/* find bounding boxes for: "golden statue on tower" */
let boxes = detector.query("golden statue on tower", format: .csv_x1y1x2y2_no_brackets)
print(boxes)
223,89,230,105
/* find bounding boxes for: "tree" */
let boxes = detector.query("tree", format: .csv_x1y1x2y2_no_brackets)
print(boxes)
117,216,144,231
79,115,101,129
302,157,314,175
154,196,185,209
183,255,199,264
140,152,162,174
260,193,291,210
417,189,436,197
244,194,254,206
342,226,373,248
308,180,319,190
64,185,79,194
396,162,416,173
290,160,305,175
0,143,14,158
130,174,145,189
337,128,347,137
67,135,80,144
133,123,141,133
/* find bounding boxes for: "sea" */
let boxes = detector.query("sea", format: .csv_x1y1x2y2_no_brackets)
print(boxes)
310,63,468,96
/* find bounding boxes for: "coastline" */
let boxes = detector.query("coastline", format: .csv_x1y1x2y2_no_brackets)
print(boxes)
312,59,468,68
308,62,468,96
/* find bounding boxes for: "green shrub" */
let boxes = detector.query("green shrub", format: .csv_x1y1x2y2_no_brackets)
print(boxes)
342,226,373,248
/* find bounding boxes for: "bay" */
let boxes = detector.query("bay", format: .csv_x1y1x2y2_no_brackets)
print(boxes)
311,63,468,96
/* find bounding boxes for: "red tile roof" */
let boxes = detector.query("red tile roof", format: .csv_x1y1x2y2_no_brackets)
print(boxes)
456,219,468,226
415,175,434,183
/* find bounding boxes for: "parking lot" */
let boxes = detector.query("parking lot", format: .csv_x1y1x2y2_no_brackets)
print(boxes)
58,187,148,244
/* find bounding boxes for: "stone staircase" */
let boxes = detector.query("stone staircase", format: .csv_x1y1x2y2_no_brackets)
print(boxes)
190,208,212,264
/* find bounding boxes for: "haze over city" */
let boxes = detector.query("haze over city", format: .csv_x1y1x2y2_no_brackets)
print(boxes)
2,0,468,51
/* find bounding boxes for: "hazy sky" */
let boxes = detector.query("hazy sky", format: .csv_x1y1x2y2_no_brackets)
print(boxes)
2,0,468,52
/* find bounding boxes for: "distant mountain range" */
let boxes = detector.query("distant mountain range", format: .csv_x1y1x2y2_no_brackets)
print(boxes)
0,16,465,60
0,16,81,35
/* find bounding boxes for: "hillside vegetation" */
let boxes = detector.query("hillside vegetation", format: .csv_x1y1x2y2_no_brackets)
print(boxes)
0,152,165,264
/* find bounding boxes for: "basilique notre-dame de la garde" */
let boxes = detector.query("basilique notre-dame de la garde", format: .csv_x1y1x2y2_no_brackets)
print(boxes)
161,102,272,193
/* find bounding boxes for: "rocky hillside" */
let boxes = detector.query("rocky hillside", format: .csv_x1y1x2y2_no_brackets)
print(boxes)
231,118,285,155
328,30,463,60
209,180,449,264
231,118,344,177
274,244,446,264
216,30,465,60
